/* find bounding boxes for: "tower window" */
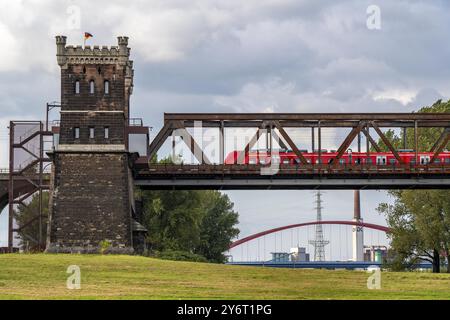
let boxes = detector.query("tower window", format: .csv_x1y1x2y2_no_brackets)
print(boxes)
89,127,95,139
89,80,95,94
104,127,109,139
74,127,80,139
104,80,110,94
75,81,80,94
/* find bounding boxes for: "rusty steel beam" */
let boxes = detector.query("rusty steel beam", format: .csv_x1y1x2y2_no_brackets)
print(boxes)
430,130,450,163
148,121,177,161
331,122,365,165
179,120,450,128
371,121,404,164
172,121,212,165
135,163,450,190
270,129,288,150
237,127,264,164
164,113,450,122
273,121,308,165
8,122,14,251
430,128,450,153
361,128,382,152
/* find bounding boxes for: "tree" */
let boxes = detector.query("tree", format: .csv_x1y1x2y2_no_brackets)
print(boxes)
141,190,205,252
140,189,240,262
196,191,239,263
376,99,450,272
13,192,48,251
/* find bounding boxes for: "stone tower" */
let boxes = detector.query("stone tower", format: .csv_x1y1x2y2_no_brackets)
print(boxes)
46,36,138,253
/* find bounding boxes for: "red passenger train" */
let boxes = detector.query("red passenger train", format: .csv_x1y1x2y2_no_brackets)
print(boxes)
224,149,450,166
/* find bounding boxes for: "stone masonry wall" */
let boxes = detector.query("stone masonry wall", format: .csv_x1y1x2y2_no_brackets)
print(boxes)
48,152,133,253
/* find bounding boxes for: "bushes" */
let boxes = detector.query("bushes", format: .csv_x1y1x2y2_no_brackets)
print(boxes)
150,250,208,263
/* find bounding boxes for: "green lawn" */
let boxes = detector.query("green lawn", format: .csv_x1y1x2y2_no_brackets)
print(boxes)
0,254,449,299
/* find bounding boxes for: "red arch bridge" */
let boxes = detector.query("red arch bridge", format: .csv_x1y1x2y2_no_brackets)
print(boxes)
226,220,432,269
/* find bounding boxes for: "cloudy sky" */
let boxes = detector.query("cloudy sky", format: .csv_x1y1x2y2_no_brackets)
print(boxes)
1,0,449,256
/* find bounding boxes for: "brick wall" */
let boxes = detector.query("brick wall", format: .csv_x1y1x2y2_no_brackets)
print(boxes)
59,112,126,145
48,152,133,253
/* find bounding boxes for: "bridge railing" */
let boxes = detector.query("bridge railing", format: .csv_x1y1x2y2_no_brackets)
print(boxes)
129,118,144,127
143,162,450,175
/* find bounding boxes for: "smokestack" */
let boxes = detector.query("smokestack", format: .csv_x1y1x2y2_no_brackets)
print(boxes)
353,190,361,220
352,190,364,261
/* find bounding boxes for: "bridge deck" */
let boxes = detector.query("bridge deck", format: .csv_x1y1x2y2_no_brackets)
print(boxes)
135,164,450,189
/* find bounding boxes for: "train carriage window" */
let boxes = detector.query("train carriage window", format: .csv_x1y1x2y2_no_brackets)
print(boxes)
339,159,345,164
389,159,396,165
433,158,441,164
376,156,387,165
420,156,430,165
445,158,450,164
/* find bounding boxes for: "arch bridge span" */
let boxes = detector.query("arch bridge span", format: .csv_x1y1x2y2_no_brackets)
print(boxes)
229,220,391,249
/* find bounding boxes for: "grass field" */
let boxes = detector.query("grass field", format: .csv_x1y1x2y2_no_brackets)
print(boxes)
0,254,449,299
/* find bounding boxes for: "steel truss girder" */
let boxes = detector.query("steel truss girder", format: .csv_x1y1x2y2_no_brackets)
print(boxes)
148,113,450,170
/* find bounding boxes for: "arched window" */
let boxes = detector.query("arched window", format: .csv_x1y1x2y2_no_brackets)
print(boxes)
104,80,110,95
75,80,80,94
74,127,80,139
89,80,95,94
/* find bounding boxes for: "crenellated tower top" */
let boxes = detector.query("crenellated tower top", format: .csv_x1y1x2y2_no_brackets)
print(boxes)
55,35,134,95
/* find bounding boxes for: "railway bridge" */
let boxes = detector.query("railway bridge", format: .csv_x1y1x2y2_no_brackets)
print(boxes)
136,113,450,190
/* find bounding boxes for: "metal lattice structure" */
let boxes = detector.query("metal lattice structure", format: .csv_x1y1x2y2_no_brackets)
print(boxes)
308,191,329,261
135,113,450,189
7,121,52,252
